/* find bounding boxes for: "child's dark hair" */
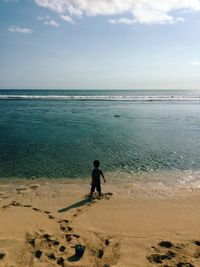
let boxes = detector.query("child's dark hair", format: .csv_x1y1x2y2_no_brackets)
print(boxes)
93,160,100,168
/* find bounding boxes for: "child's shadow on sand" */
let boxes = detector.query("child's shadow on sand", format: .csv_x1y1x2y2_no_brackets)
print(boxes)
58,198,90,213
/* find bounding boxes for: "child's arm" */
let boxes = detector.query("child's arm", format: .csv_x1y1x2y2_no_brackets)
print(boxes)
101,171,106,182
91,171,94,185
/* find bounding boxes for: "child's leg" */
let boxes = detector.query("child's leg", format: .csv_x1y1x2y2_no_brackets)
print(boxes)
97,183,101,197
89,184,95,198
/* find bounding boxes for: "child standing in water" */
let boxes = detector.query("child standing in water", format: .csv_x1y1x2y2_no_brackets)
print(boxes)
89,160,106,199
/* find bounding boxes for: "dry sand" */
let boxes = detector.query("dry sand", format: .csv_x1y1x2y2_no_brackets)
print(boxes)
0,179,200,267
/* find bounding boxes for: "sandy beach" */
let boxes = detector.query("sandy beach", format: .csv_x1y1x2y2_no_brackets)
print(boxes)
0,179,200,267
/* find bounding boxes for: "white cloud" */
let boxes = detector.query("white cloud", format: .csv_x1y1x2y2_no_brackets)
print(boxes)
190,61,200,65
44,19,60,27
37,15,50,20
60,14,74,23
34,0,200,25
37,16,60,27
109,18,136,25
8,25,33,34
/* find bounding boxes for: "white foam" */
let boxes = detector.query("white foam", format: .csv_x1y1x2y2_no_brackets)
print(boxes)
0,95,200,101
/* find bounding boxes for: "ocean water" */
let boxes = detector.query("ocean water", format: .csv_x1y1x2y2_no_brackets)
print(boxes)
1,90,200,186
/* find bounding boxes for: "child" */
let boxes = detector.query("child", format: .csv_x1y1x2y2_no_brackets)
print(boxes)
89,160,106,199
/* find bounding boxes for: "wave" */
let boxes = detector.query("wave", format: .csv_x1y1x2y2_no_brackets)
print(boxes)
0,95,200,101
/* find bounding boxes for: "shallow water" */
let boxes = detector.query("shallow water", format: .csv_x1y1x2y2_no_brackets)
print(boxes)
0,90,200,183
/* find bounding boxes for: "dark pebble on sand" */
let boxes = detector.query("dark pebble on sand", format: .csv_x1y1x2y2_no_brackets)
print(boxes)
67,226,72,231
60,226,65,231
63,219,69,223
57,257,65,266
48,215,55,219
103,265,110,267
0,253,6,260
159,241,173,248
35,250,42,259
59,246,66,252
48,253,56,260
194,240,200,246
176,263,194,267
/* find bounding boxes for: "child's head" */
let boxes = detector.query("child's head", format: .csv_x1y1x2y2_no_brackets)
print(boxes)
93,160,100,168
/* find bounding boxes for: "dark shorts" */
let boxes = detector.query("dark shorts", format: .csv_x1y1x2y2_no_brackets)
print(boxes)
91,182,101,193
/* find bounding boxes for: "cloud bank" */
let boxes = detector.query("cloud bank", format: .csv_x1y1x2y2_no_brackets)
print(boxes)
8,25,33,33
34,0,200,25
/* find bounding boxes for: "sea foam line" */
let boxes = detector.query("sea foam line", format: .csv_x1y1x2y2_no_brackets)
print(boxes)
0,95,200,101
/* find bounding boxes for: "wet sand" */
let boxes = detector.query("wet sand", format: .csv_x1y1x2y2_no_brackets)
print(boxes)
0,179,200,267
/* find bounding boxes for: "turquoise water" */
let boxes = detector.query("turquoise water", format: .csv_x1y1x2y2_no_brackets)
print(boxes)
0,90,200,181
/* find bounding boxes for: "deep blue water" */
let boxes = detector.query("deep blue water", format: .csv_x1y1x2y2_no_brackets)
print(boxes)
0,90,200,180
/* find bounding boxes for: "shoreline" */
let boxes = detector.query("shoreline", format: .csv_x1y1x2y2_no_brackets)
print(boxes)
1,168,200,189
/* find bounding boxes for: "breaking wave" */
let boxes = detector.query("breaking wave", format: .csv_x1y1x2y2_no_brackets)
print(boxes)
1,95,200,101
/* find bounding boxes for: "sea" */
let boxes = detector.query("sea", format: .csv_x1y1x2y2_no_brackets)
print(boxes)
1,89,200,187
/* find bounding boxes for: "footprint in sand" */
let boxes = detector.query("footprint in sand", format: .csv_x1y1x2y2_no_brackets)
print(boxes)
26,233,36,247
25,229,119,267
65,233,80,242
48,214,55,219
58,219,71,233
23,204,32,207
44,210,50,214
105,239,110,246
16,186,28,194
73,208,83,217
194,240,200,246
23,192,117,267
47,253,56,260
72,192,114,217
57,257,65,266
147,240,198,266
59,246,66,252
97,249,104,259
35,250,42,259
32,207,41,212
29,184,40,190
5,201,57,221
0,252,6,260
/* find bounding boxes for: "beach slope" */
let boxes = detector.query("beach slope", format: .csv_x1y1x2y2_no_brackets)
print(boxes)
0,180,200,267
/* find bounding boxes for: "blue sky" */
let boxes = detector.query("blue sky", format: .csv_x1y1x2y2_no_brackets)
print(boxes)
0,0,200,89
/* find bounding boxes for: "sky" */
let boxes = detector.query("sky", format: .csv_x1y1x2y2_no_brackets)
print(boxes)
0,0,200,90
